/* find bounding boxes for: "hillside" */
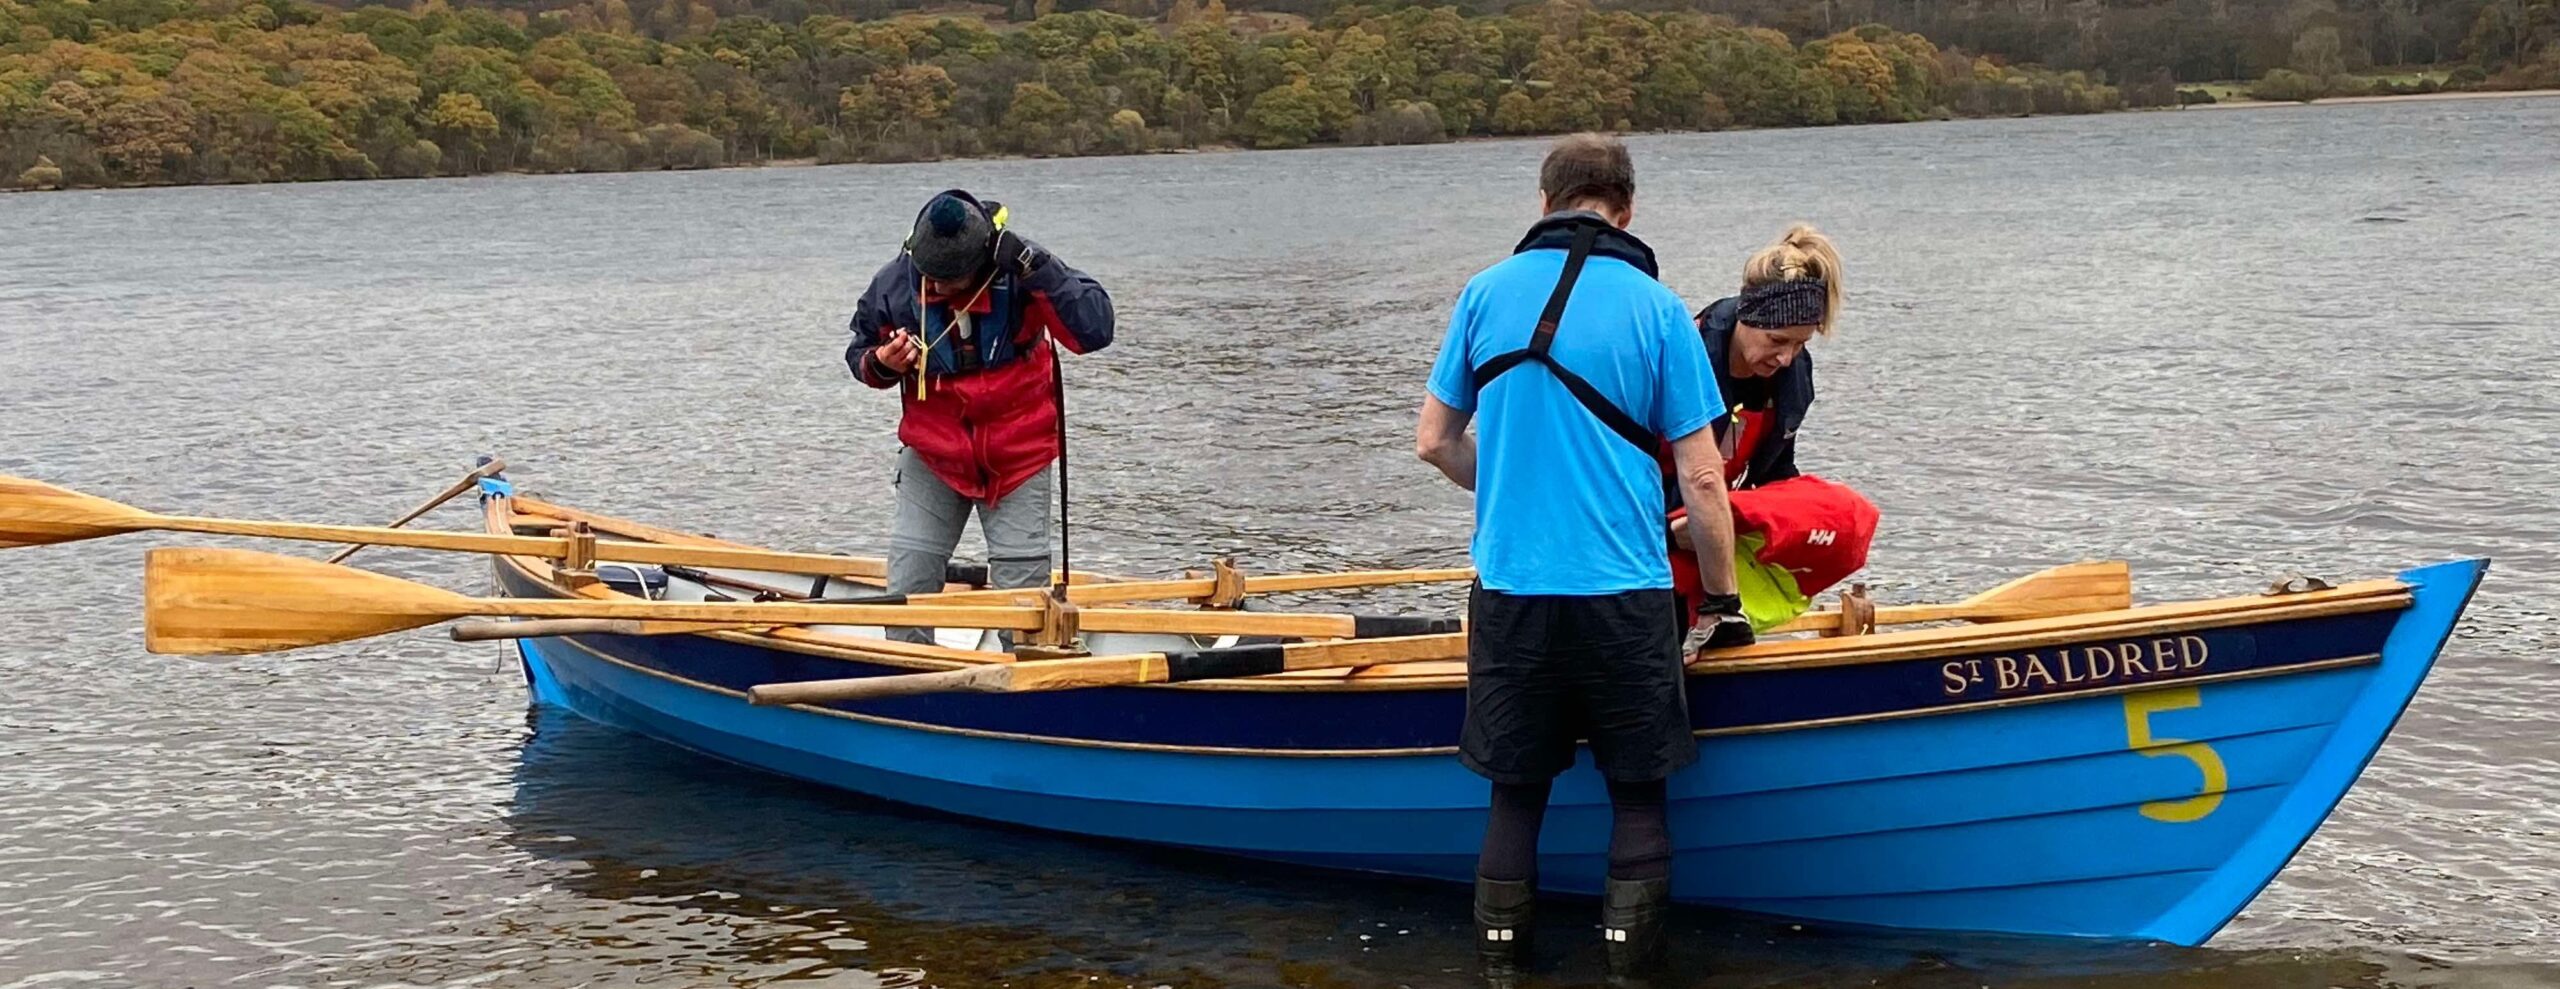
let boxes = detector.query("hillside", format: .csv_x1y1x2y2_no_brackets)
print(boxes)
4,0,2552,189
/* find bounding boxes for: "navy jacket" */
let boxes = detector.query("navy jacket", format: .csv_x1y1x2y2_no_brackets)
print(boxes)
1696,295,1813,490
844,237,1114,388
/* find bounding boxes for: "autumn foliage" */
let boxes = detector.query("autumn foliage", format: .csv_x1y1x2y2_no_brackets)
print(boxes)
0,0,2304,189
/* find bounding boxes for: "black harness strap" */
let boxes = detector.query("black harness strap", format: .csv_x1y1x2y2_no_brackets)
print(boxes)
1467,223,1658,455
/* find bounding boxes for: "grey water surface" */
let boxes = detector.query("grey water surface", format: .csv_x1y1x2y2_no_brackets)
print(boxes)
3,96,2558,988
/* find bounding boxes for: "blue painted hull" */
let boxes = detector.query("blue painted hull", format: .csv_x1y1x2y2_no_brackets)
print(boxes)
504,557,2484,946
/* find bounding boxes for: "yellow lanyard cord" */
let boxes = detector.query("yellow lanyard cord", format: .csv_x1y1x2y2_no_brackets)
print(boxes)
909,274,997,402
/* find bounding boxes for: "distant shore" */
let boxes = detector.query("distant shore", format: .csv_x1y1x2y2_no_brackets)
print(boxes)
2176,88,2560,111
13,88,2560,195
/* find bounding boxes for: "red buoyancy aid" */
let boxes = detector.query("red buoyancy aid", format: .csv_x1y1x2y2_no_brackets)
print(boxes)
1728,474,1878,597
1647,408,1768,498
896,291,1074,507
1720,409,1772,487
1667,475,1878,629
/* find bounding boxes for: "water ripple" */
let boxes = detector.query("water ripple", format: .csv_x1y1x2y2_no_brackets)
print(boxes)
5,96,2560,987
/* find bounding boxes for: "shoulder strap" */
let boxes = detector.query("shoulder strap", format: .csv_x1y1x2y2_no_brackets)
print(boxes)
1529,222,1599,356
1546,353,1658,453
1470,223,1599,392
1469,223,1656,454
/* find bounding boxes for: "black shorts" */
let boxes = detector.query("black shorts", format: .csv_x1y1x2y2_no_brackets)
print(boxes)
1458,585,1697,785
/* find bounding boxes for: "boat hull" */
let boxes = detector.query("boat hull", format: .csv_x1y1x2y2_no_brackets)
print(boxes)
502,557,2483,946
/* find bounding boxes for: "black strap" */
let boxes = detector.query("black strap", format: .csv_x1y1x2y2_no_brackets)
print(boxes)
1468,223,1658,455
1528,223,1599,355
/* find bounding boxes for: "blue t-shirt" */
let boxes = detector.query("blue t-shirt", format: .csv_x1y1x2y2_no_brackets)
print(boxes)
1426,247,1721,595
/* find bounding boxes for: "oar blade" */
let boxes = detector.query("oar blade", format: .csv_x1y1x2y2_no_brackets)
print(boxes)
143,547,471,655
0,475,153,549
1966,560,2134,620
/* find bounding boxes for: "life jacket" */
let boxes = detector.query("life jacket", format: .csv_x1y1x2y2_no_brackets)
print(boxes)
893,271,1073,508
1467,212,1663,456
1720,406,1773,487
915,274,1037,377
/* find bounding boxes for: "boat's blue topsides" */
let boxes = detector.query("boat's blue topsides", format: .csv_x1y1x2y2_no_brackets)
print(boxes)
496,545,2484,946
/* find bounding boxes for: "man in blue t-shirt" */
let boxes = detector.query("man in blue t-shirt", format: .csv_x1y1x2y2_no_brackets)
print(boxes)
1415,133,1749,986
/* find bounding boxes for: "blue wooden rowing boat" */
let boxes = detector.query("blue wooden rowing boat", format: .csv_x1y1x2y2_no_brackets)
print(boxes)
473,475,2484,947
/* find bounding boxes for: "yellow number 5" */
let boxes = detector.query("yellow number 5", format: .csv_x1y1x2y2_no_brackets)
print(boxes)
2122,687,2227,823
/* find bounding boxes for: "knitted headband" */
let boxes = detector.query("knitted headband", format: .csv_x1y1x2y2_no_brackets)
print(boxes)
1735,278,1828,329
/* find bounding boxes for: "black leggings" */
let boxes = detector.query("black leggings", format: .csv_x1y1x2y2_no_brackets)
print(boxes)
1479,778,1671,883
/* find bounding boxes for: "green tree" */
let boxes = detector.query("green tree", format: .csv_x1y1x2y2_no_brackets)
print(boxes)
1001,79,1076,153
1103,105,1147,151
1244,76,1324,147
425,90,498,165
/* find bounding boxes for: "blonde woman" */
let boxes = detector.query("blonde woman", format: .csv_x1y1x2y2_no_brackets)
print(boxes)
1667,224,1875,638
1696,223,1841,488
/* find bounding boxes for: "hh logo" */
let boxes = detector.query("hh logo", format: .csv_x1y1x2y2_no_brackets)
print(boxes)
1807,530,1838,546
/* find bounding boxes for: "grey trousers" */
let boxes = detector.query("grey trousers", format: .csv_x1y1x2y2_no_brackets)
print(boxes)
886,445,1053,644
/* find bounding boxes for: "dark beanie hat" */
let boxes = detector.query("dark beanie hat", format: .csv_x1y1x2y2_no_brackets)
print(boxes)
910,191,995,280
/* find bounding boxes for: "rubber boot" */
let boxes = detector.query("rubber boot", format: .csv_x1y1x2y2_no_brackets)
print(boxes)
1600,876,1670,988
1472,875,1536,985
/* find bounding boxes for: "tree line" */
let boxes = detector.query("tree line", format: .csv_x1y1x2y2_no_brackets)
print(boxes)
3,0,2551,190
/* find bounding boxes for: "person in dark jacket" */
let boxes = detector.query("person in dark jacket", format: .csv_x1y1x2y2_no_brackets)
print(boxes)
1664,224,1849,628
845,189,1114,643
1696,223,1837,492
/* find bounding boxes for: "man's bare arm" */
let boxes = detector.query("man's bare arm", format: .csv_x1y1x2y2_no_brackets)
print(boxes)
1416,395,1479,492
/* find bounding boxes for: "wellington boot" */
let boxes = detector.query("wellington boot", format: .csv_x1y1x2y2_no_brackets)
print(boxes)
1472,875,1536,985
1600,876,1670,988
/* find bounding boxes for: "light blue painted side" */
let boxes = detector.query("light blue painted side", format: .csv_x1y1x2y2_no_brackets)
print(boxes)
2132,556,2486,944
506,558,2485,945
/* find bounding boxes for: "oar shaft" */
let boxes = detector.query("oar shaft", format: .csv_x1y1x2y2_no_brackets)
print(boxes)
454,594,1455,639
1240,568,1476,595
158,516,537,554
472,596,1047,630
900,567,1477,607
153,515,898,579
448,618,764,641
1073,609,1456,638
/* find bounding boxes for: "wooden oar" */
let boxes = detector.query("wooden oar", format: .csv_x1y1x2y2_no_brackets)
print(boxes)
748,633,1472,706
2,476,1473,600
1767,560,2131,634
448,618,767,640
1,475,912,578
884,566,1478,606
741,560,2140,703
325,459,507,565
139,547,1460,656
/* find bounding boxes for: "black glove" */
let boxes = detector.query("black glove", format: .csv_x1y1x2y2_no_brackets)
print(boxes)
1694,593,1754,652
991,229,1047,278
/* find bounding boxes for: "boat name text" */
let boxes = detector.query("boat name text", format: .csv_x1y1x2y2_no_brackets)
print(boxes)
1940,636,2210,698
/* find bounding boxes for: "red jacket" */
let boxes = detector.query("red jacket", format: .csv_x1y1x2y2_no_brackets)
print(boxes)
846,243,1113,506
